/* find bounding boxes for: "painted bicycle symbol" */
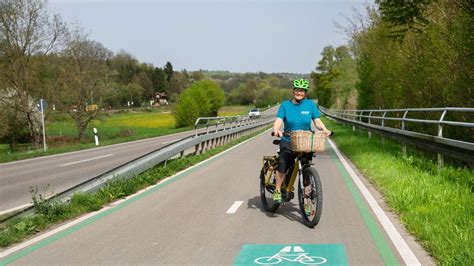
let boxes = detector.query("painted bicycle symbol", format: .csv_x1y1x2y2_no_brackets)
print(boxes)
254,246,327,265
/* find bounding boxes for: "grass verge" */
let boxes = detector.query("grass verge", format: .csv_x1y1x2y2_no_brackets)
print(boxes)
0,126,269,249
323,117,473,265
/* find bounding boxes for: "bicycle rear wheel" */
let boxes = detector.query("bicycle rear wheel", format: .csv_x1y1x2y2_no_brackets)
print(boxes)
260,167,280,212
298,166,323,228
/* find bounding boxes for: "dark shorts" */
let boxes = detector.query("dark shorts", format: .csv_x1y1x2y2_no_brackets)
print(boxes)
277,141,313,173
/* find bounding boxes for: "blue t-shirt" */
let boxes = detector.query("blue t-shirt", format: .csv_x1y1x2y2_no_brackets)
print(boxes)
276,99,321,142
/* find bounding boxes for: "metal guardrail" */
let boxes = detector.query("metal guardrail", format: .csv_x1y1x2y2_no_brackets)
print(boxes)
194,114,274,136
320,106,474,165
1,114,275,224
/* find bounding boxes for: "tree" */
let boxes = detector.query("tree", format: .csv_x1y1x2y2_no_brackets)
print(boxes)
0,0,67,146
174,79,225,127
135,72,154,102
124,83,145,107
58,33,112,140
200,79,225,116
167,71,191,102
311,46,335,107
375,0,434,38
164,61,174,82
109,51,139,84
151,67,166,93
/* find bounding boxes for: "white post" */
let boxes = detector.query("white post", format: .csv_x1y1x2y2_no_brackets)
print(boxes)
40,99,47,152
94,128,99,146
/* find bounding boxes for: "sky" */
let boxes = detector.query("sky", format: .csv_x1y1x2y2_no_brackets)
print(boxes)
49,0,369,74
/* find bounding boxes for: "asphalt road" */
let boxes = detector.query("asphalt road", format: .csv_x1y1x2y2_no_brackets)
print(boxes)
0,130,200,213
0,107,278,214
0,131,433,265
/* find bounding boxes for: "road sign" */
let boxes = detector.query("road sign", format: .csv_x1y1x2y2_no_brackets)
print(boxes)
234,244,347,265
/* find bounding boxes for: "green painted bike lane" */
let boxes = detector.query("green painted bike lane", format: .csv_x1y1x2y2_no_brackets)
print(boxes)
233,141,399,265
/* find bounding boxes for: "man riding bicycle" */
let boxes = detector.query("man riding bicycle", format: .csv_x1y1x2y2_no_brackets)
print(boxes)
272,78,331,208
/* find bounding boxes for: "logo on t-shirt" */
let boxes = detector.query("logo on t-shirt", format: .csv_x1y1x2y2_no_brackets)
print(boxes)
301,111,310,115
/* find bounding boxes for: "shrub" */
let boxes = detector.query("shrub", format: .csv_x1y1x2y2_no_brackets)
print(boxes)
174,79,225,127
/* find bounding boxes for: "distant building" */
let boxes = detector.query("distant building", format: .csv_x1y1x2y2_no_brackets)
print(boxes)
153,92,168,106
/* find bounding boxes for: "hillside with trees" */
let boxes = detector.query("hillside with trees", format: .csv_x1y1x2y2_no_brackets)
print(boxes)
311,0,472,110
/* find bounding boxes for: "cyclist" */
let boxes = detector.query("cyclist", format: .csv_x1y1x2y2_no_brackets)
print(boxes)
272,78,331,211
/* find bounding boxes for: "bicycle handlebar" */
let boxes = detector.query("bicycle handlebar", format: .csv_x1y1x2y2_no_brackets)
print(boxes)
271,131,334,137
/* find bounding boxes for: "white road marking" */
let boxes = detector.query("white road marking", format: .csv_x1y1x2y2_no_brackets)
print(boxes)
59,154,113,167
328,139,421,266
226,201,243,214
161,139,180,144
293,246,304,252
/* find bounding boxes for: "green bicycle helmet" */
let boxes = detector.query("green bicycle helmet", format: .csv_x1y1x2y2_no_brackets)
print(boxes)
293,78,309,91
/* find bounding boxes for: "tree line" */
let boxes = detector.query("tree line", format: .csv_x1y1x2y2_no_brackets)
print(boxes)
205,71,304,108
311,0,472,111
0,0,304,150
0,0,207,148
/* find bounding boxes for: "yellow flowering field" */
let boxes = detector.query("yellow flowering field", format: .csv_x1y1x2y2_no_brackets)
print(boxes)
94,112,176,129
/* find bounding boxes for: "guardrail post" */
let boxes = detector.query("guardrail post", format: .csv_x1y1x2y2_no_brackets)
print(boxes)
438,154,444,168
368,111,373,138
437,110,447,169
402,110,408,130
401,110,408,157
380,111,387,145
438,110,447,138
195,144,200,155
381,111,386,127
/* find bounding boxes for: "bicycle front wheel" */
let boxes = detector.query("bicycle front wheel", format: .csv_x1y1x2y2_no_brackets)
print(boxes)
298,166,323,228
260,167,280,212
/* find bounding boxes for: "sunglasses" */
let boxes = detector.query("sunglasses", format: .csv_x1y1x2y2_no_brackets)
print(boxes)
293,88,306,93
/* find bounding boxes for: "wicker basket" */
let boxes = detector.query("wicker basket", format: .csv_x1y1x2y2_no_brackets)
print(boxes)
290,130,326,153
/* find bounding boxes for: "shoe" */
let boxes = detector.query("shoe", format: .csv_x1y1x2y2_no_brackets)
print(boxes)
304,203,311,216
273,190,282,203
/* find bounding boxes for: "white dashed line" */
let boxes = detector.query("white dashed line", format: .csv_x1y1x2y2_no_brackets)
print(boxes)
162,139,180,144
59,154,113,167
226,201,243,214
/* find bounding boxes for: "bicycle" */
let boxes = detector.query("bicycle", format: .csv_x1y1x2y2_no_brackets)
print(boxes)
254,252,327,265
259,131,331,228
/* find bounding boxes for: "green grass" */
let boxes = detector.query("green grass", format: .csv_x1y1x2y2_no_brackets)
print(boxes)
324,117,473,265
0,109,188,163
218,105,255,116
0,127,269,248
